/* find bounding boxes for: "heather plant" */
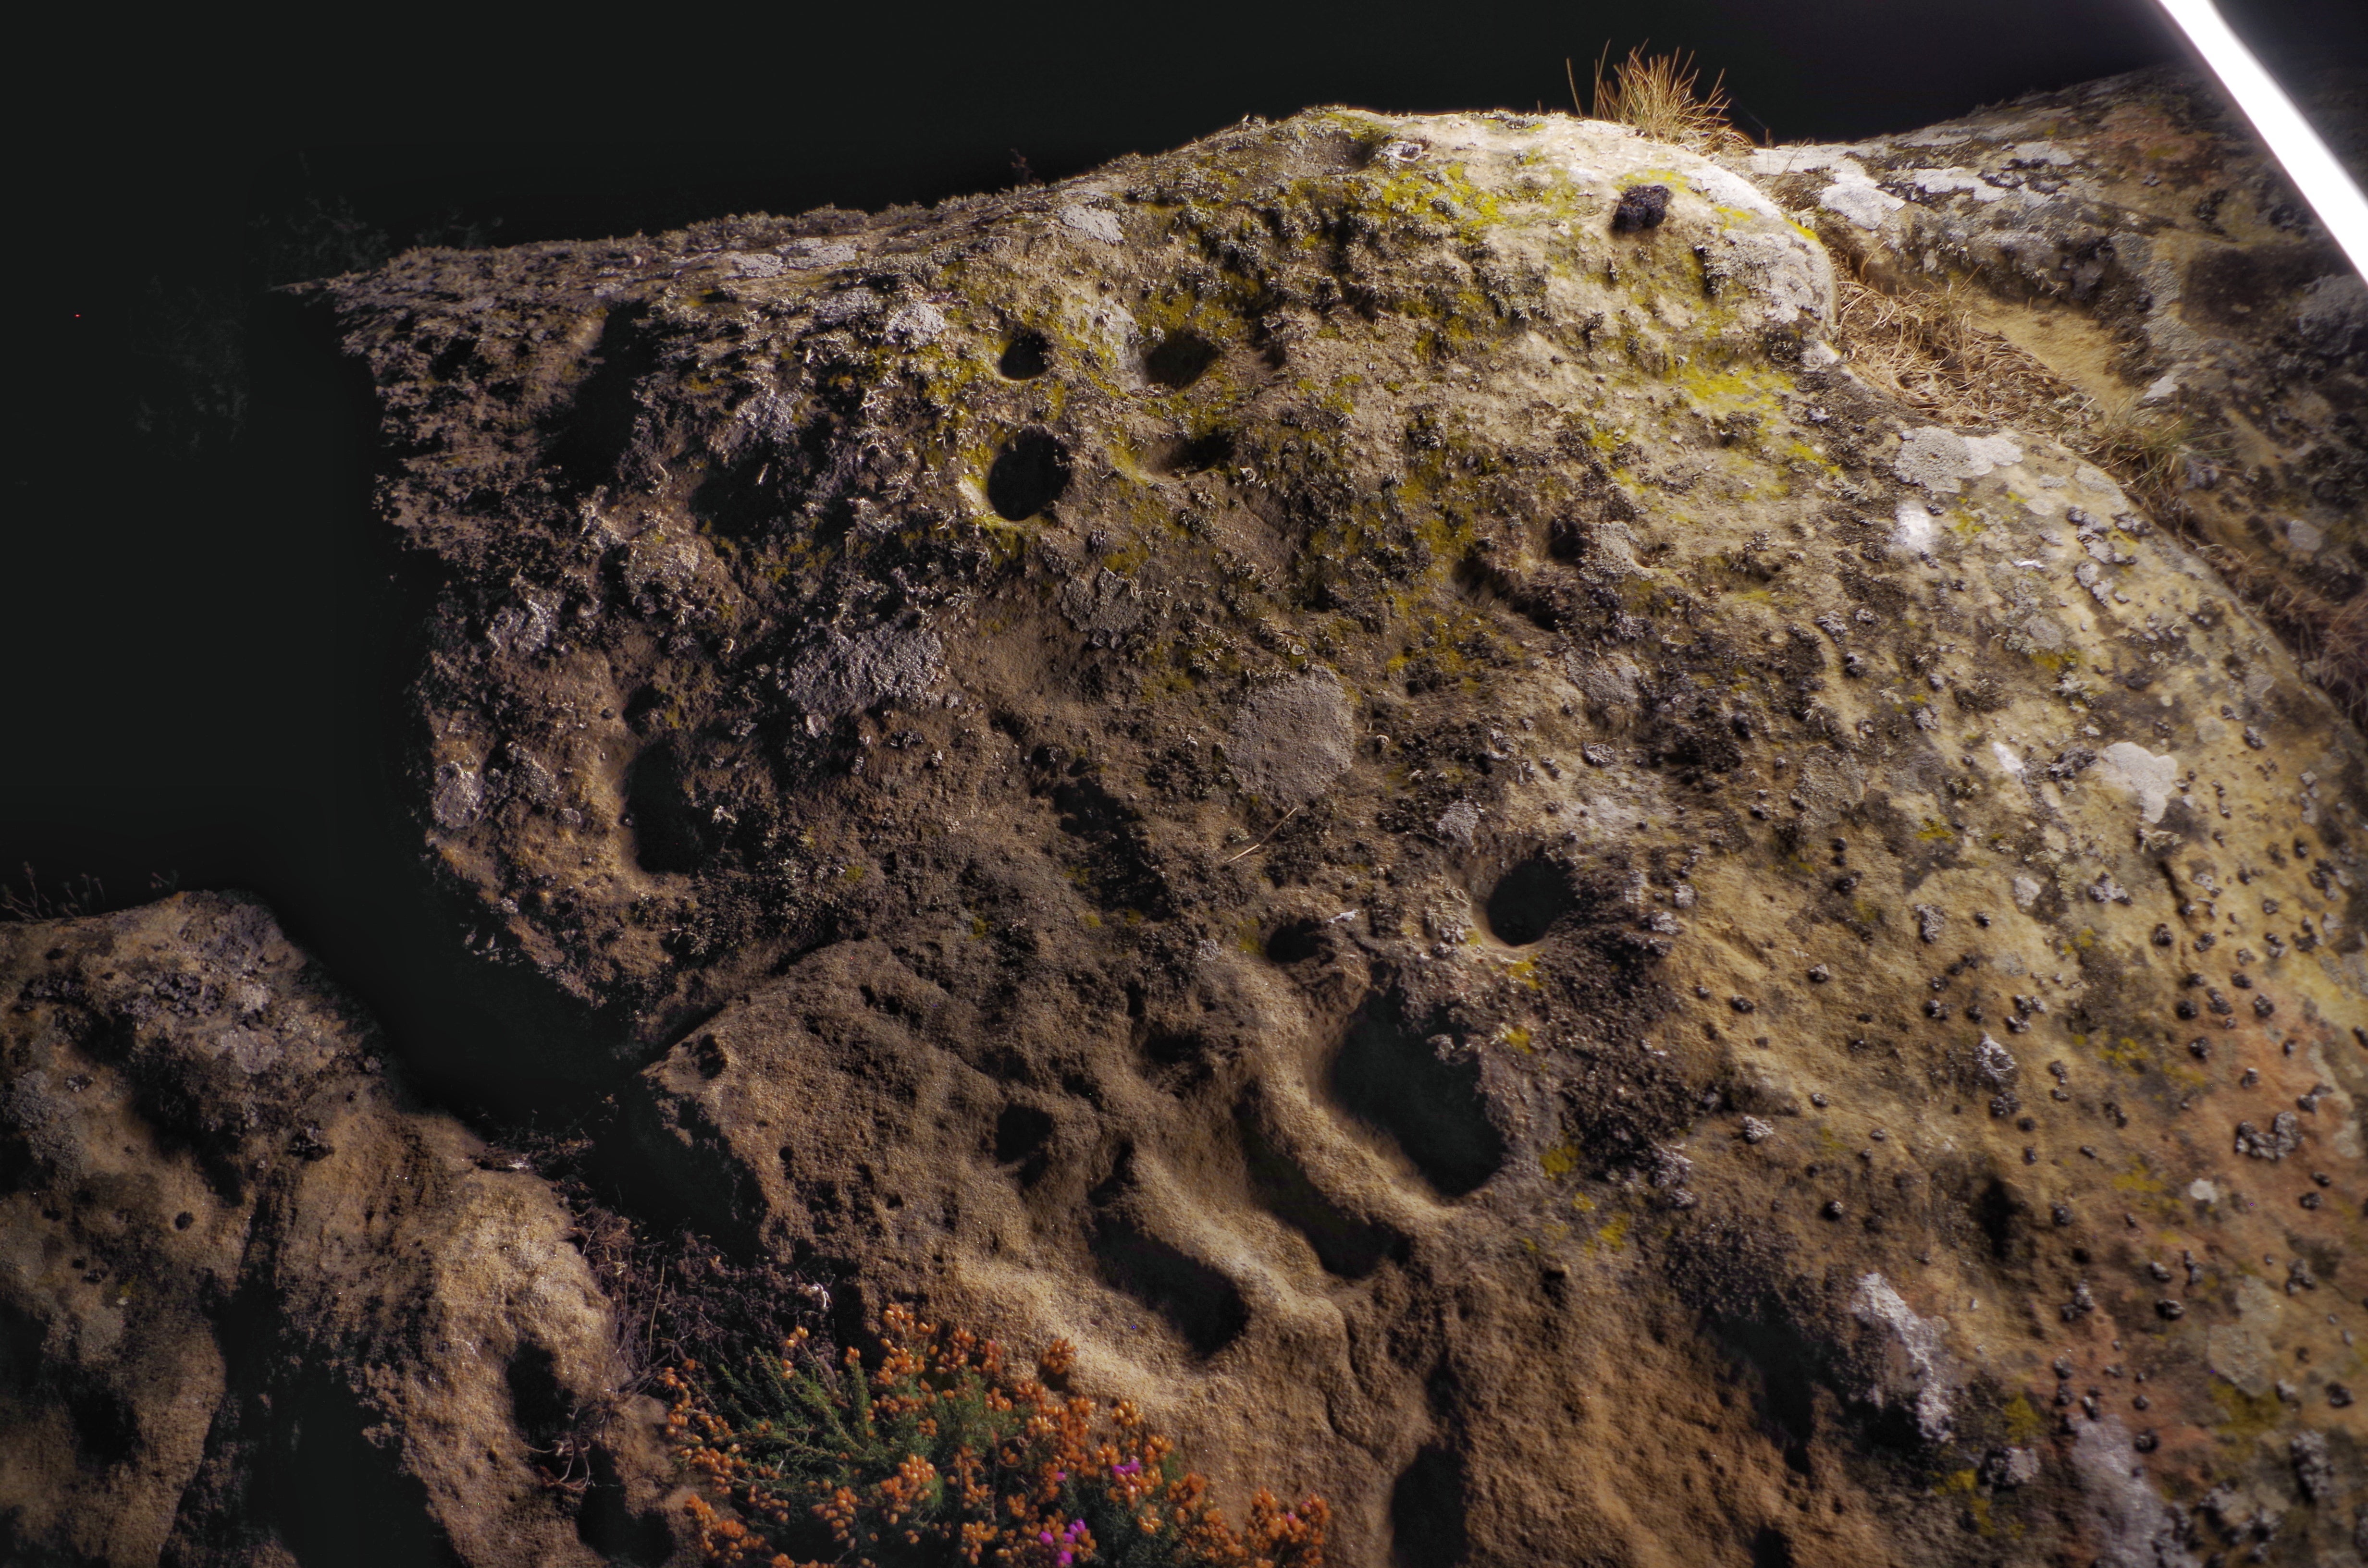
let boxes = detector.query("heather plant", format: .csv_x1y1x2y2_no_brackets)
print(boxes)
661,1304,1328,1568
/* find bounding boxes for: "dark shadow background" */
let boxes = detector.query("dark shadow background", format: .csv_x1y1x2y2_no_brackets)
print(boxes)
8,0,2366,1077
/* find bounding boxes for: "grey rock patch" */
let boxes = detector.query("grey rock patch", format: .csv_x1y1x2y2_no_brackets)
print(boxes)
2095,742,2178,825
2295,271,2368,356
1059,567,1145,637
781,618,945,719
1793,749,1866,830
431,762,486,830
2069,1417,2198,1568
884,301,949,344
812,287,883,326
2291,1430,2334,1503
1433,799,1481,849
1227,670,1357,807
1849,1271,1957,1441
1058,205,1125,245
780,237,860,270
1894,428,2024,494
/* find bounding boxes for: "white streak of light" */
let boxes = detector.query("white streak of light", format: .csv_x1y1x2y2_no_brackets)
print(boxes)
2154,0,2368,282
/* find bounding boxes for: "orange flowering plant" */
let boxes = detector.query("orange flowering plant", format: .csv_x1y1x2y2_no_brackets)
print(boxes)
660,1303,1327,1568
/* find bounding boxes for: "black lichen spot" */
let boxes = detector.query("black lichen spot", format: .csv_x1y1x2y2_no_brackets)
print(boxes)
986,428,1072,520
1611,184,1671,233
998,330,1051,379
1144,331,1219,390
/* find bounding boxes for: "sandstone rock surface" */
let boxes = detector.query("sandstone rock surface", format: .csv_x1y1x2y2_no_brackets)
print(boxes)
0,894,664,1565
7,80,2368,1568
1751,66,2368,717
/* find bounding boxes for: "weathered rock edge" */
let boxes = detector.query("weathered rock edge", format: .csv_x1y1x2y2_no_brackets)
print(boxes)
5,93,2367,1567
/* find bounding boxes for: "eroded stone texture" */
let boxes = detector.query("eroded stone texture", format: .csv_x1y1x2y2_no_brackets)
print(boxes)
297,101,2368,1567
1748,65,2368,715
0,894,660,1566
9,94,2363,1567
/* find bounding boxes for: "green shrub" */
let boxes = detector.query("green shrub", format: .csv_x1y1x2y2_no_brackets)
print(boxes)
662,1303,1328,1568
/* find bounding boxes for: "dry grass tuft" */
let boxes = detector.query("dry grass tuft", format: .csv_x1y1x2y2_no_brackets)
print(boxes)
1571,46,1753,154
1828,265,2082,436
2,864,130,923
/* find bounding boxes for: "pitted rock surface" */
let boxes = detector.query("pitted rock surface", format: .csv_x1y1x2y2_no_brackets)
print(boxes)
0,895,661,1566
6,94,2366,1567
1747,65,2368,717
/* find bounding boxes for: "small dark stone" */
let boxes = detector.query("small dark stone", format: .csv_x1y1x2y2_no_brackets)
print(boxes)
2155,1298,2184,1320
1729,995,1756,1013
2132,1430,2158,1453
2052,1204,2073,1226
2329,1383,2355,1408
1821,1199,1845,1219
1610,184,1671,232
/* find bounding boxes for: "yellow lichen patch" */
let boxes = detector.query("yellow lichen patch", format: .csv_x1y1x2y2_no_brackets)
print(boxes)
1541,1140,1581,1179
1936,1469,1992,1534
2210,1381,2284,1440
2096,1035,2152,1075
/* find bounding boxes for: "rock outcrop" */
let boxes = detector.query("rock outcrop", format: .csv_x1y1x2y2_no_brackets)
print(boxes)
1751,66,2368,719
7,77,2368,1568
0,894,669,1565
